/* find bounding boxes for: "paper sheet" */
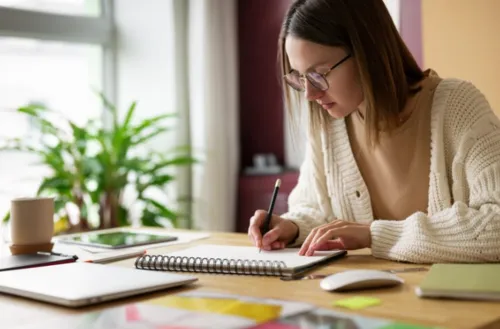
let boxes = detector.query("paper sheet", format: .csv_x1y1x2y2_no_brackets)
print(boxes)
165,244,342,268
12,292,440,329
57,291,314,329
148,296,282,323
52,229,210,263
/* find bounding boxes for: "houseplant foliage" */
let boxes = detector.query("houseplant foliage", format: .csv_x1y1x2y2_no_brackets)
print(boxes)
1,94,195,233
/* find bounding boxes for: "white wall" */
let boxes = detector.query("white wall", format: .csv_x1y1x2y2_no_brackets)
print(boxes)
114,0,176,127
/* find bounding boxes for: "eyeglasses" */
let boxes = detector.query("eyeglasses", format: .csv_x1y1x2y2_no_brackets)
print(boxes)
284,54,352,92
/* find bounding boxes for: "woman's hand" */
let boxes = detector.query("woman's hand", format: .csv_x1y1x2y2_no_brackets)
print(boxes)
247,210,299,251
299,220,371,256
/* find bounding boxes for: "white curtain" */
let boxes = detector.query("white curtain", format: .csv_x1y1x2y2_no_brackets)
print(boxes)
173,0,239,232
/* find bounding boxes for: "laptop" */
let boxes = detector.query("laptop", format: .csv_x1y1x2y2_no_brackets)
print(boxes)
0,262,197,307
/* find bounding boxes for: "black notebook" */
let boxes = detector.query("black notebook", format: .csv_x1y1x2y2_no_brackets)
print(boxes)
135,244,347,277
0,253,76,272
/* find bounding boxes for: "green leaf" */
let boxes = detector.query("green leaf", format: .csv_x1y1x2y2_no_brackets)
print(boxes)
117,205,129,226
69,122,89,155
131,127,170,146
37,177,72,196
148,174,174,186
142,197,178,226
132,113,177,135
140,209,164,227
122,101,137,130
152,156,197,172
40,151,67,174
17,104,48,116
18,106,67,140
54,199,69,214
115,134,132,166
2,211,10,223
81,157,103,177
122,157,150,173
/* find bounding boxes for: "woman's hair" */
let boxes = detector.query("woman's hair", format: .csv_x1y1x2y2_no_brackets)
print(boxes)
279,0,424,145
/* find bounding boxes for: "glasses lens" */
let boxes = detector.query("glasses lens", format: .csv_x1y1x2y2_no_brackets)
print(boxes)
307,72,328,91
284,73,304,91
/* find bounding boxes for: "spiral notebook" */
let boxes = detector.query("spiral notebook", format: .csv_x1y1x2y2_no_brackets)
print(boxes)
134,244,347,277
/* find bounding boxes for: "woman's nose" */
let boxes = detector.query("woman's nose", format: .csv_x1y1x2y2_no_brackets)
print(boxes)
304,80,323,101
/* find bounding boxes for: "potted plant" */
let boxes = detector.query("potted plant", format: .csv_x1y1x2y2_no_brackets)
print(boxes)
1,94,196,233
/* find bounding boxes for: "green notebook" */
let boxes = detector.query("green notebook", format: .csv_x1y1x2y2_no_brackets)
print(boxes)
415,263,500,301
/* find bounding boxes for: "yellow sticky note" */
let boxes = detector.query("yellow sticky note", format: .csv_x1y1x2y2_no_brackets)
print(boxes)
147,296,282,323
333,296,382,310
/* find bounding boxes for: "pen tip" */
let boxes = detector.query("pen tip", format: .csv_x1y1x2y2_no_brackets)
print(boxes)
275,179,281,188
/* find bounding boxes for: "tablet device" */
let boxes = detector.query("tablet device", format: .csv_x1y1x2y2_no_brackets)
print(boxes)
57,230,178,249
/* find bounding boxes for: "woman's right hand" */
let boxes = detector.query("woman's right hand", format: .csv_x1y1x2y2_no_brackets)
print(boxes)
247,210,299,251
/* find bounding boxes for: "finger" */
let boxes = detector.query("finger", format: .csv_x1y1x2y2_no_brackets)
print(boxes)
303,221,351,254
298,220,348,255
248,220,261,248
270,241,285,250
313,239,345,251
262,226,281,247
298,232,313,255
249,210,269,246
312,228,341,248
304,224,334,254
299,228,321,256
308,227,352,255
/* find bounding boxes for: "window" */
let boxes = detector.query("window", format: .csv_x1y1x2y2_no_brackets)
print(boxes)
0,2,114,217
0,37,103,135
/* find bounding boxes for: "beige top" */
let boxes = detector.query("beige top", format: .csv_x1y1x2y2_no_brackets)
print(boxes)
345,71,442,220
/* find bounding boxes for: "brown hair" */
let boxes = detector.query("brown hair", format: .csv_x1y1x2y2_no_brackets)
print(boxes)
279,0,424,145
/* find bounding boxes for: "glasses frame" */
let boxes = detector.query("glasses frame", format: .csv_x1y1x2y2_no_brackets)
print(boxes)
284,53,352,92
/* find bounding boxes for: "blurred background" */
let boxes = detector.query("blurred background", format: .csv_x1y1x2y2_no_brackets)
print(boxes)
0,0,498,237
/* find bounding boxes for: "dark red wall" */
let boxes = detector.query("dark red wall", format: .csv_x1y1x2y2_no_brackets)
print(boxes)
237,0,293,170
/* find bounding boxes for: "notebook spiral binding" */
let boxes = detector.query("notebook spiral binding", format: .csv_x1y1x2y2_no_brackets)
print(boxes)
135,254,287,276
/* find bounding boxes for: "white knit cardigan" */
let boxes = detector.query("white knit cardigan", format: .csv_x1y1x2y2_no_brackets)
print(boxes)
282,78,500,263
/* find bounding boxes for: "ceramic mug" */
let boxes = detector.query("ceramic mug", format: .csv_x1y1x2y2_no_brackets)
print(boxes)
10,197,54,246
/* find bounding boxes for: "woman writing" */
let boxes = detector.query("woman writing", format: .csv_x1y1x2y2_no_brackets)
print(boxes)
248,0,500,263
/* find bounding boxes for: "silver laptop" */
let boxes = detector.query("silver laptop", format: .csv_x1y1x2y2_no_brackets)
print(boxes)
0,262,197,307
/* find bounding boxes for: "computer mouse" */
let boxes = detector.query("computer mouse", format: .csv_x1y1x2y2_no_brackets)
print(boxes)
320,269,404,292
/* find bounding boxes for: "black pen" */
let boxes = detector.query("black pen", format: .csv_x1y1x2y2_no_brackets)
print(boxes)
37,251,79,260
260,178,281,253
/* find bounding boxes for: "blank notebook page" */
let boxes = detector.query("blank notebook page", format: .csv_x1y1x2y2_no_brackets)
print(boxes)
166,244,341,268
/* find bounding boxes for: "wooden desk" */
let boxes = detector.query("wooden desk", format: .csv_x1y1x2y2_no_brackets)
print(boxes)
1,231,500,329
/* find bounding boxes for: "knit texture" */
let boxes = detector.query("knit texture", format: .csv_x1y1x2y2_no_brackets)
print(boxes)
281,79,500,263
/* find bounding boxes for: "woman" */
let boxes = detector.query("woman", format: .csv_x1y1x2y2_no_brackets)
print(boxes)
247,0,500,263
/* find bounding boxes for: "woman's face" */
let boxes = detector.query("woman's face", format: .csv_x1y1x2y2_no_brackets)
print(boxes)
285,36,364,119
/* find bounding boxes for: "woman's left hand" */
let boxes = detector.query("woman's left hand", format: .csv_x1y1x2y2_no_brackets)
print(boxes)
299,220,372,256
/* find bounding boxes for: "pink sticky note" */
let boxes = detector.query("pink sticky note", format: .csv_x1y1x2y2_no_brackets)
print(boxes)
125,305,141,322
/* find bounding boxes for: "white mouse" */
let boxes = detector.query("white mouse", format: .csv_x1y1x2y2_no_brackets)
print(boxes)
320,269,404,292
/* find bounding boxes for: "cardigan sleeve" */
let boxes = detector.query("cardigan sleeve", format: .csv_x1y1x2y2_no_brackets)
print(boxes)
370,81,500,263
280,128,333,246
